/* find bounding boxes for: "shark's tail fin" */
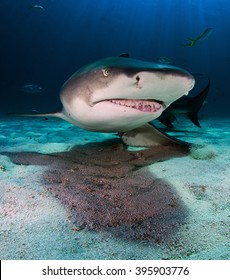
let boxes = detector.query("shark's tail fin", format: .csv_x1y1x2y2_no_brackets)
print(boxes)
186,79,210,127
182,38,197,47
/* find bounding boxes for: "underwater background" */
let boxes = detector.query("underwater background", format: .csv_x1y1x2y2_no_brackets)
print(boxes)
0,0,229,261
0,0,229,117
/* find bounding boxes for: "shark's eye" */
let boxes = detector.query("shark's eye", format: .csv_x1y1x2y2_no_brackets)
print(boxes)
102,68,110,77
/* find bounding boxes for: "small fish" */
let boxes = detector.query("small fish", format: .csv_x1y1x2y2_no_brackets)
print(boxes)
182,28,214,47
29,4,45,11
21,84,43,94
157,57,173,64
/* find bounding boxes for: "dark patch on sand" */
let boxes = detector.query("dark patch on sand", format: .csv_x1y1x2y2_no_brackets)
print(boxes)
3,140,189,242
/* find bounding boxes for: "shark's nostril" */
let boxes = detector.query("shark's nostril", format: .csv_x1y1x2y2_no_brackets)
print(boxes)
135,75,140,87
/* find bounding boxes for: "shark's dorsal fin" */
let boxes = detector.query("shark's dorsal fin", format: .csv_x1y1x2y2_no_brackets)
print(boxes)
121,123,190,148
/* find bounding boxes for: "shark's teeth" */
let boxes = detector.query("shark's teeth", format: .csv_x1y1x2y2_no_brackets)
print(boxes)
109,99,162,113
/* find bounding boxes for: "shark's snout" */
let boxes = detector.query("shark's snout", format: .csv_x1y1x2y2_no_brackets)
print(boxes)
156,67,195,106
179,71,195,93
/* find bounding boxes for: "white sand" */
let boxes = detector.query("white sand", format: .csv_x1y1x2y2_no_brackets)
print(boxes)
0,116,229,259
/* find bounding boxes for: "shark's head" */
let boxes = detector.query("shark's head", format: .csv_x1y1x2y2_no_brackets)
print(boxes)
60,57,195,132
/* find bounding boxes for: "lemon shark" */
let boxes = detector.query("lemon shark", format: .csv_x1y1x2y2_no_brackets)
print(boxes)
22,56,195,147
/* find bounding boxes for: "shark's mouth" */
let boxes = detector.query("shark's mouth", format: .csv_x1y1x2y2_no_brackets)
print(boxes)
108,99,164,113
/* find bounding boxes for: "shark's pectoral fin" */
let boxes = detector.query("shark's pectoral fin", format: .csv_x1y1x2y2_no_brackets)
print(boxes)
158,113,177,128
121,123,191,148
8,111,64,119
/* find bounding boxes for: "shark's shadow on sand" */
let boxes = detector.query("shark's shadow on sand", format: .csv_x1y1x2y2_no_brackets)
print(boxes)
4,140,189,243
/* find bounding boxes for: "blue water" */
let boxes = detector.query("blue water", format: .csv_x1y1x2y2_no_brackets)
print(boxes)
0,0,229,116
0,1,230,261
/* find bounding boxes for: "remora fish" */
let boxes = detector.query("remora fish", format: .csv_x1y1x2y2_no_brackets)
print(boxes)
158,78,210,128
182,28,214,47
17,56,195,147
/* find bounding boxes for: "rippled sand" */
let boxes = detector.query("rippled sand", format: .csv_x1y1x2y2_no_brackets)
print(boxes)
0,116,229,259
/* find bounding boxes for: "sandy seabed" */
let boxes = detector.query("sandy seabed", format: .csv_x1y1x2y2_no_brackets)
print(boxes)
0,116,229,260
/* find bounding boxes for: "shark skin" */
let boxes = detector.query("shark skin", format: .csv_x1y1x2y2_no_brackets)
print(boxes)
19,56,195,147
